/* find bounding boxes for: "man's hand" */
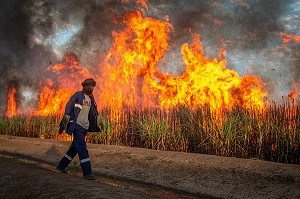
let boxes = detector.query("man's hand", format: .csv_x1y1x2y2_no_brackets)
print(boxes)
59,115,70,134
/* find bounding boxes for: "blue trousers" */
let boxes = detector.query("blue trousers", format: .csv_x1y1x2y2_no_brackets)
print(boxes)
58,124,92,176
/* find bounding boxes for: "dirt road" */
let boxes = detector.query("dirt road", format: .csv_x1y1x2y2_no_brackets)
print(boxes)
0,155,201,199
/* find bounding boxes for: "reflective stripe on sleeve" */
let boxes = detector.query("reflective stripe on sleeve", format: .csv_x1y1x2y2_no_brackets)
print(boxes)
64,154,72,161
75,104,82,109
80,158,90,163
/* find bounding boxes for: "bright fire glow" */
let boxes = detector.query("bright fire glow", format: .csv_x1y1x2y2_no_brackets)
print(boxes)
98,11,173,110
281,33,300,44
6,86,17,118
99,11,267,111
35,53,92,116
8,11,267,118
288,84,299,106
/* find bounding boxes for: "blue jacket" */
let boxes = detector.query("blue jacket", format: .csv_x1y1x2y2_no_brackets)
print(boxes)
63,91,100,134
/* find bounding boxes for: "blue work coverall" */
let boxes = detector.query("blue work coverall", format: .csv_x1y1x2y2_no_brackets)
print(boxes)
58,91,100,176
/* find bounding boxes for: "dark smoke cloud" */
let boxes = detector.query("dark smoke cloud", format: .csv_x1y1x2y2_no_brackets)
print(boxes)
0,0,32,114
223,0,298,99
0,0,58,115
68,0,139,69
145,0,293,51
224,0,292,49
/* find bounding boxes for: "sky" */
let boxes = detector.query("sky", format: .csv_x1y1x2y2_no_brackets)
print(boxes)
0,0,299,114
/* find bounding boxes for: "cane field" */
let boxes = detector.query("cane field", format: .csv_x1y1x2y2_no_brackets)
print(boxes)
0,102,299,164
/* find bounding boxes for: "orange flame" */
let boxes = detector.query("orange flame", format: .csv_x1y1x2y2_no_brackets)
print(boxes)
281,33,300,45
288,84,299,106
99,11,266,111
35,53,92,116
6,86,17,117
99,11,172,110
156,34,266,110
10,11,267,118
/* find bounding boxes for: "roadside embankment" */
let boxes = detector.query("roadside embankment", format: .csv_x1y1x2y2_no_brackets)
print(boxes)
0,134,299,199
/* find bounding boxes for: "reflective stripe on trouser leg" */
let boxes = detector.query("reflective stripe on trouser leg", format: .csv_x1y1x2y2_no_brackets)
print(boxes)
64,154,72,160
80,156,92,176
74,124,92,176
58,141,77,169
80,158,90,163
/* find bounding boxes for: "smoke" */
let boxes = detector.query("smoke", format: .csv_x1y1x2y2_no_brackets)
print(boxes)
291,45,300,82
0,0,299,115
67,0,137,69
295,55,300,80
0,0,61,115
0,0,31,114
225,0,288,49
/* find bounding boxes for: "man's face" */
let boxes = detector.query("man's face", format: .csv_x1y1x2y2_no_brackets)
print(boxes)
83,85,95,95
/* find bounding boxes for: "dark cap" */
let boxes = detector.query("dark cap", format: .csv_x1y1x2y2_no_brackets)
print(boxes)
81,78,96,87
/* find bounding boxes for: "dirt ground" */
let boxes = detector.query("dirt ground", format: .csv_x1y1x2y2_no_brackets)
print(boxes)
0,155,198,199
0,134,299,199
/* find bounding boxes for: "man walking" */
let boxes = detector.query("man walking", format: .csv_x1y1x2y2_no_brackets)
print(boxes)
56,78,100,180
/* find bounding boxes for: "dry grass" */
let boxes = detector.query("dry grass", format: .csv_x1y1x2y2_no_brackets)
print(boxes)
1,103,299,164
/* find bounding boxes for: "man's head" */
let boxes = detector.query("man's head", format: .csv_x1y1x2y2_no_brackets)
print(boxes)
82,78,96,96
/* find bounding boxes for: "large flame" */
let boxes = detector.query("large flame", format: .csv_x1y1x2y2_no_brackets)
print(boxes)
6,86,17,118
9,11,267,118
99,11,267,111
98,11,173,110
155,34,266,110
